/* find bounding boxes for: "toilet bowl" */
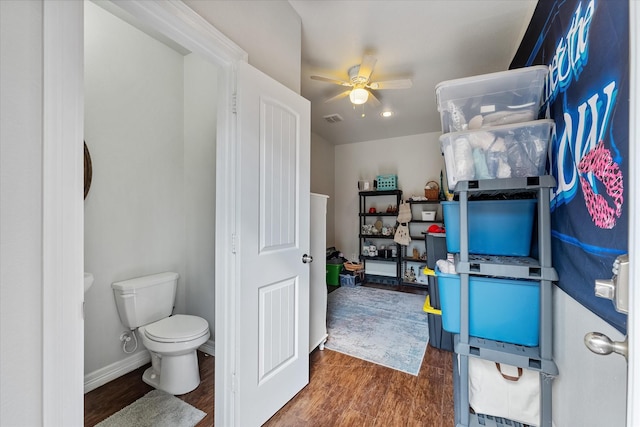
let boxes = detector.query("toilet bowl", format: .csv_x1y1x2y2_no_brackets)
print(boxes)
138,314,210,395
111,272,211,395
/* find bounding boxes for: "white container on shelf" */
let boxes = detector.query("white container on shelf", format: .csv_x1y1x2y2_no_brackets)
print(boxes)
421,211,436,221
440,119,554,191
435,65,548,134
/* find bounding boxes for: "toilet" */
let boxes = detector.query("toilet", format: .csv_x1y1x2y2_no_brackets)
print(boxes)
111,272,210,395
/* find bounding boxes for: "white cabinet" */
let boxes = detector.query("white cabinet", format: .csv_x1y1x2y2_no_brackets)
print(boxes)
309,193,328,353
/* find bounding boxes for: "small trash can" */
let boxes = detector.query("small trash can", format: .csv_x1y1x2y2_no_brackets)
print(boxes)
425,232,447,270
326,262,343,286
423,283,454,352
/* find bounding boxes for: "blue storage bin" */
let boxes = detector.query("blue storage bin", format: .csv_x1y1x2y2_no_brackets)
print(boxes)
339,273,359,287
441,199,536,256
437,269,540,346
375,174,398,190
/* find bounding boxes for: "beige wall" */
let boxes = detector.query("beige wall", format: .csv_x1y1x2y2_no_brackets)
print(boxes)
184,54,218,342
334,132,445,259
84,1,188,373
184,0,301,93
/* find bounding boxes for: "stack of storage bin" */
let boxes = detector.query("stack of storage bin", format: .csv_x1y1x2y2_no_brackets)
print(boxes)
436,65,551,191
434,66,556,427
435,65,550,345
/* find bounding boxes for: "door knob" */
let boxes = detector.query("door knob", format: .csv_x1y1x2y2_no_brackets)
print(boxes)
584,332,628,360
302,254,313,264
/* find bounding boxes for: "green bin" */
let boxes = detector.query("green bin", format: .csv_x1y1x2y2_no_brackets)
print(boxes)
326,263,343,286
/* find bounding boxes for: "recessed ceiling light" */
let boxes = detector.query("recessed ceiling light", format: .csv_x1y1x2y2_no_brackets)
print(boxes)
381,111,394,118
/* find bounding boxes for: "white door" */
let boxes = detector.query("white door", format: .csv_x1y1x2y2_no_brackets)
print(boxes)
235,61,311,426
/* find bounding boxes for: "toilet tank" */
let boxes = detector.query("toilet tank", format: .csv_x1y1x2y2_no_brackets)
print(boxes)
111,272,179,329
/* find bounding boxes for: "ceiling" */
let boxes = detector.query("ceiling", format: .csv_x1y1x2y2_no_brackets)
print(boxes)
288,1,538,145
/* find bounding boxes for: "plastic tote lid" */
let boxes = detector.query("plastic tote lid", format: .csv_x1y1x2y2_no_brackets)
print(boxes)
435,65,549,107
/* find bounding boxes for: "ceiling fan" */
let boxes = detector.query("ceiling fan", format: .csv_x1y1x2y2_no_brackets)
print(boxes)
310,55,413,107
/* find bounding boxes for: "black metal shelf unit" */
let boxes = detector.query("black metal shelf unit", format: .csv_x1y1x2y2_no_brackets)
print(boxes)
358,189,403,284
400,199,442,287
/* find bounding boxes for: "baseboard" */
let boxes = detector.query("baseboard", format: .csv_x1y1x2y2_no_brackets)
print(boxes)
84,351,151,394
199,339,215,356
84,340,215,393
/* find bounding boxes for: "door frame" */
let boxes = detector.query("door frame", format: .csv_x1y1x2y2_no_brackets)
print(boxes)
628,1,639,425
42,1,246,425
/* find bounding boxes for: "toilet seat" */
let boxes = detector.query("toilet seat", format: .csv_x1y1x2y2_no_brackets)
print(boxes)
144,314,209,343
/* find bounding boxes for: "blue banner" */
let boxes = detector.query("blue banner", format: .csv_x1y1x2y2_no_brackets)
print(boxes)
511,0,629,332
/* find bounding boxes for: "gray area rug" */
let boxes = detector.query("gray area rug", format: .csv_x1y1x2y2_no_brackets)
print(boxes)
95,389,206,427
326,286,429,376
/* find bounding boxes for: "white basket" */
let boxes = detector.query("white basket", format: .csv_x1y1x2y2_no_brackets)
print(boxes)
422,211,436,221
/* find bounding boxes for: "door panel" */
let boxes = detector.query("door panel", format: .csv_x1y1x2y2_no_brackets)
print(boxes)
260,99,297,250
236,61,310,427
259,278,296,383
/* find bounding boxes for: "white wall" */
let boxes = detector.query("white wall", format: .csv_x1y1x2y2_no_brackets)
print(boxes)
334,132,445,259
84,1,187,373
183,0,301,94
0,1,44,425
553,289,627,426
184,53,218,336
311,132,335,247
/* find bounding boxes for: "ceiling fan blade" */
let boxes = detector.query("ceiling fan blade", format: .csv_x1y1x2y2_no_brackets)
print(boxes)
310,75,352,87
367,90,381,107
357,55,377,82
368,79,413,90
324,90,351,103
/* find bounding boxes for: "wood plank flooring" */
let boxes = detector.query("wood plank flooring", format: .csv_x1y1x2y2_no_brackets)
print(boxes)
264,345,454,426
84,351,214,426
85,283,454,426
85,346,453,426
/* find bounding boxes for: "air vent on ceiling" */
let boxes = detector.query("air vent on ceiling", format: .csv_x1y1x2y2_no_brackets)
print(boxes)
323,114,344,124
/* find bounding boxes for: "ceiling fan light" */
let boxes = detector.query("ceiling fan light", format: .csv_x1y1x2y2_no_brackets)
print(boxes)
349,88,369,105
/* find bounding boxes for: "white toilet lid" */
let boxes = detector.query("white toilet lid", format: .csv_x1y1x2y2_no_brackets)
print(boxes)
144,314,209,343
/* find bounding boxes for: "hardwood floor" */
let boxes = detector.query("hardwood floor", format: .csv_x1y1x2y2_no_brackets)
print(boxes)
265,345,454,427
85,284,454,426
84,351,214,426
85,346,453,426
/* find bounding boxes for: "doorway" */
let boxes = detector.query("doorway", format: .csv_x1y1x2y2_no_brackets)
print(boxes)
83,0,219,416
46,1,314,425
74,0,247,424
83,0,219,394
